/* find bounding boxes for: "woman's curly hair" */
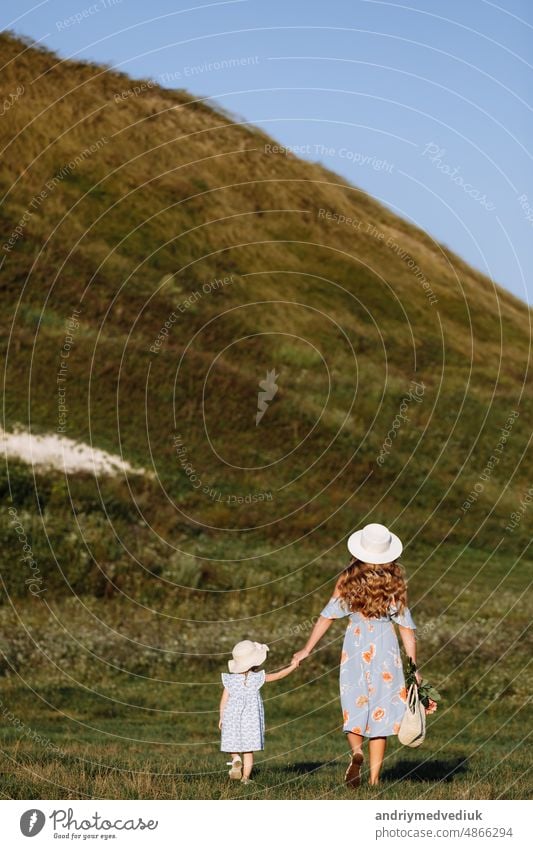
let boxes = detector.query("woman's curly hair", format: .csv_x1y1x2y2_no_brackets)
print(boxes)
336,557,407,618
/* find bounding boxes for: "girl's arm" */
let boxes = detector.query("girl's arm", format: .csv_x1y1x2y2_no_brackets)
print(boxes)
265,661,298,683
291,614,335,665
219,687,229,729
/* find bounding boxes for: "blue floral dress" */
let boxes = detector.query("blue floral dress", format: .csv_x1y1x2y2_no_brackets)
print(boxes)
320,596,416,737
220,671,265,752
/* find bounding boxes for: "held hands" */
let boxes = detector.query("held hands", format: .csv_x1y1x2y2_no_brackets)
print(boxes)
291,649,310,666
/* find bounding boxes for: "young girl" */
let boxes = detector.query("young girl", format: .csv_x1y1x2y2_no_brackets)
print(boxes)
292,523,436,788
219,639,297,783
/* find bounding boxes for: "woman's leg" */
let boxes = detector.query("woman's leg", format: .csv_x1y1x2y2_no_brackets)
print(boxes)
242,752,253,779
368,736,387,784
347,731,364,754
345,732,365,788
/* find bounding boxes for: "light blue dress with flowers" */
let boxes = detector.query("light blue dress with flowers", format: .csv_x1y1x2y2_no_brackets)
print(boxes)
320,596,416,737
220,671,265,752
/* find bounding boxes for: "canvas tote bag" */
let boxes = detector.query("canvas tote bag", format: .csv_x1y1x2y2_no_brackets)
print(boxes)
398,683,426,747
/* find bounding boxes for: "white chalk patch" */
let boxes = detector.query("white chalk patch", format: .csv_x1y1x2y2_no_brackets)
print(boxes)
1,426,149,477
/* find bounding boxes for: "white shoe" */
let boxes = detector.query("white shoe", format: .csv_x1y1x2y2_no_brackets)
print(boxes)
227,757,242,780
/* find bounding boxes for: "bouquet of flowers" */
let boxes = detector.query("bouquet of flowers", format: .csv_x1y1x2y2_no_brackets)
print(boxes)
405,658,440,713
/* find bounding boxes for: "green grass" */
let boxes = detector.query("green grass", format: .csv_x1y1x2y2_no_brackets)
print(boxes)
1,550,531,799
0,665,530,800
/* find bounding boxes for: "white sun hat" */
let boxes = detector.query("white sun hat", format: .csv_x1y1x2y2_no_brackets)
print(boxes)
347,522,403,564
228,640,269,673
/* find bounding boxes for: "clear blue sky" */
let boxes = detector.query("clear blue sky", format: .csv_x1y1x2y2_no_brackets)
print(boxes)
3,0,532,303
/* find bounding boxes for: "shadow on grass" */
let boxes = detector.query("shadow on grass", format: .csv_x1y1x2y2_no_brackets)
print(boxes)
276,761,336,775
383,756,469,783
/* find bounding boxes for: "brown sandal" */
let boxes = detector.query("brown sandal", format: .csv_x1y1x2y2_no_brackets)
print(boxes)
345,751,364,788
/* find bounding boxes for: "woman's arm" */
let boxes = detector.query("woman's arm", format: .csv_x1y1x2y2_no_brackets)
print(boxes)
291,615,335,665
218,687,229,729
398,625,421,684
292,582,343,665
398,625,416,664
398,625,436,711
265,661,298,683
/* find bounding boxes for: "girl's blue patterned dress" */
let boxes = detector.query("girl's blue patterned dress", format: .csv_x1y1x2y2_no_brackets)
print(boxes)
320,596,416,737
220,671,265,752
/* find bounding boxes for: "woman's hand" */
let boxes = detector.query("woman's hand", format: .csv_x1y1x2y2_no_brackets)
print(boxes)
218,717,223,730
415,670,422,685
291,648,310,666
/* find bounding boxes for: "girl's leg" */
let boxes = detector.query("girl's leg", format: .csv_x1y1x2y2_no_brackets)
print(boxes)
228,753,242,779
347,731,364,754
242,752,253,780
368,736,387,785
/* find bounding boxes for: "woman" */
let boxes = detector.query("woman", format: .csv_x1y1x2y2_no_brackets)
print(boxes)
292,523,434,788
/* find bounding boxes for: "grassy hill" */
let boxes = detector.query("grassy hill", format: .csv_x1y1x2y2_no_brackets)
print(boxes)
0,32,531,799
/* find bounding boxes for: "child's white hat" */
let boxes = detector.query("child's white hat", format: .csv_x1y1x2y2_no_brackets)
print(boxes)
228,640,269,673
347,522,403,564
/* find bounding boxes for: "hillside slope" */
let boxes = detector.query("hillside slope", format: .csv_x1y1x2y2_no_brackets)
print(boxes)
0,31,531,605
